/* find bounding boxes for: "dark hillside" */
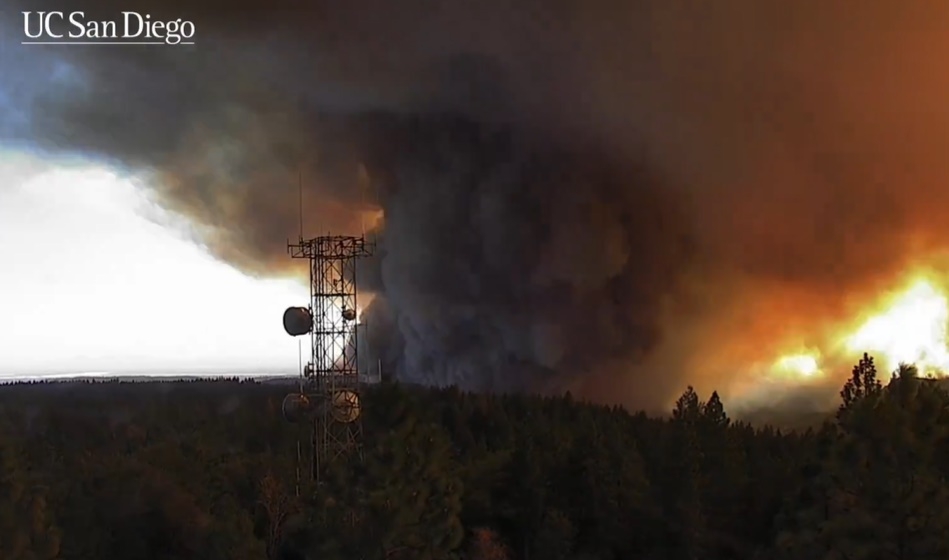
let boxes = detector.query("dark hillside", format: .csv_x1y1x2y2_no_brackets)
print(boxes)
1,357,947,560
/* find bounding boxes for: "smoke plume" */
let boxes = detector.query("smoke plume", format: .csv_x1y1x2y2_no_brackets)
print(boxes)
6,1,949,409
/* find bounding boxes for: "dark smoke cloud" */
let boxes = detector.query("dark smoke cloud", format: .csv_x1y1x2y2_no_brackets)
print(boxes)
6,1,949,409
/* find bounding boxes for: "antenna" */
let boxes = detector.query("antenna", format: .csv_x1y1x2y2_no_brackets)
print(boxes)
282,235,374,485
295,441,301,498
298,171,304,242
360,164,368,238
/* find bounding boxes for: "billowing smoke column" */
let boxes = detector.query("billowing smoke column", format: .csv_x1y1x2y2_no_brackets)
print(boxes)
357,115,692,394
7,1,949,408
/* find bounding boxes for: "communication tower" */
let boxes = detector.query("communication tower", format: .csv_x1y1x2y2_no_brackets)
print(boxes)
281,230,374,485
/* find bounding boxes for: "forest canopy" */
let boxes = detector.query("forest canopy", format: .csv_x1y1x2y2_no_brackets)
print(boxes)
1,354,948,560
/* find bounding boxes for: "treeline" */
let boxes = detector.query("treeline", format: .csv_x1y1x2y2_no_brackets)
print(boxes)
1,354,948,559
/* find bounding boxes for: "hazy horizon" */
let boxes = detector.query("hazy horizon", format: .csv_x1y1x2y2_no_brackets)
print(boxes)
0,150,309,378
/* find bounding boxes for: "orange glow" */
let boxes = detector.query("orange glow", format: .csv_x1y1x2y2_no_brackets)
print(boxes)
843,278,949,373
769,273,949,381
357,292,376,321
772,353,821,378
360,208,384,234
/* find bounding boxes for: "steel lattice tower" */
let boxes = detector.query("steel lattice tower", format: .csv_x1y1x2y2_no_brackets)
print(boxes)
282,234,374,485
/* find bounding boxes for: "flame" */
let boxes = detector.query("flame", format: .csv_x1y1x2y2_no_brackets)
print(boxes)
772,353,821,378
769,274,949,380
843,278,949,374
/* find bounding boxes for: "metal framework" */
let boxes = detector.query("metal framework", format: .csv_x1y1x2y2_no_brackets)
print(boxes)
284,235,374,485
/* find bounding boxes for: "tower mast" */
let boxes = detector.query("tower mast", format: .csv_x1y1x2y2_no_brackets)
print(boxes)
280,174,374,485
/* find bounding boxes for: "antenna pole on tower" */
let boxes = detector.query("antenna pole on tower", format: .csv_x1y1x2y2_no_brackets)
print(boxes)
281,234,374,485
280,164,379,488
298,171,304,242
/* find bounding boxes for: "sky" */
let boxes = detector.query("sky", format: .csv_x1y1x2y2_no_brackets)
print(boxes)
7,1,949,411
0,150,306,377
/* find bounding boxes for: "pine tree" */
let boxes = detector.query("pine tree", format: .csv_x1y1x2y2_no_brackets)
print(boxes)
670,388,709,560
258,471,296,560
776,358,949,559
673,386,702,426
838,353,882,415
568,419,654,558
701,391,729,430
310,409,465,560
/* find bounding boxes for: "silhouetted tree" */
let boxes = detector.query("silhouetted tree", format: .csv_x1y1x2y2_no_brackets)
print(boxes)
3,362,949,560
839,352,882,414
258,471,295,560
